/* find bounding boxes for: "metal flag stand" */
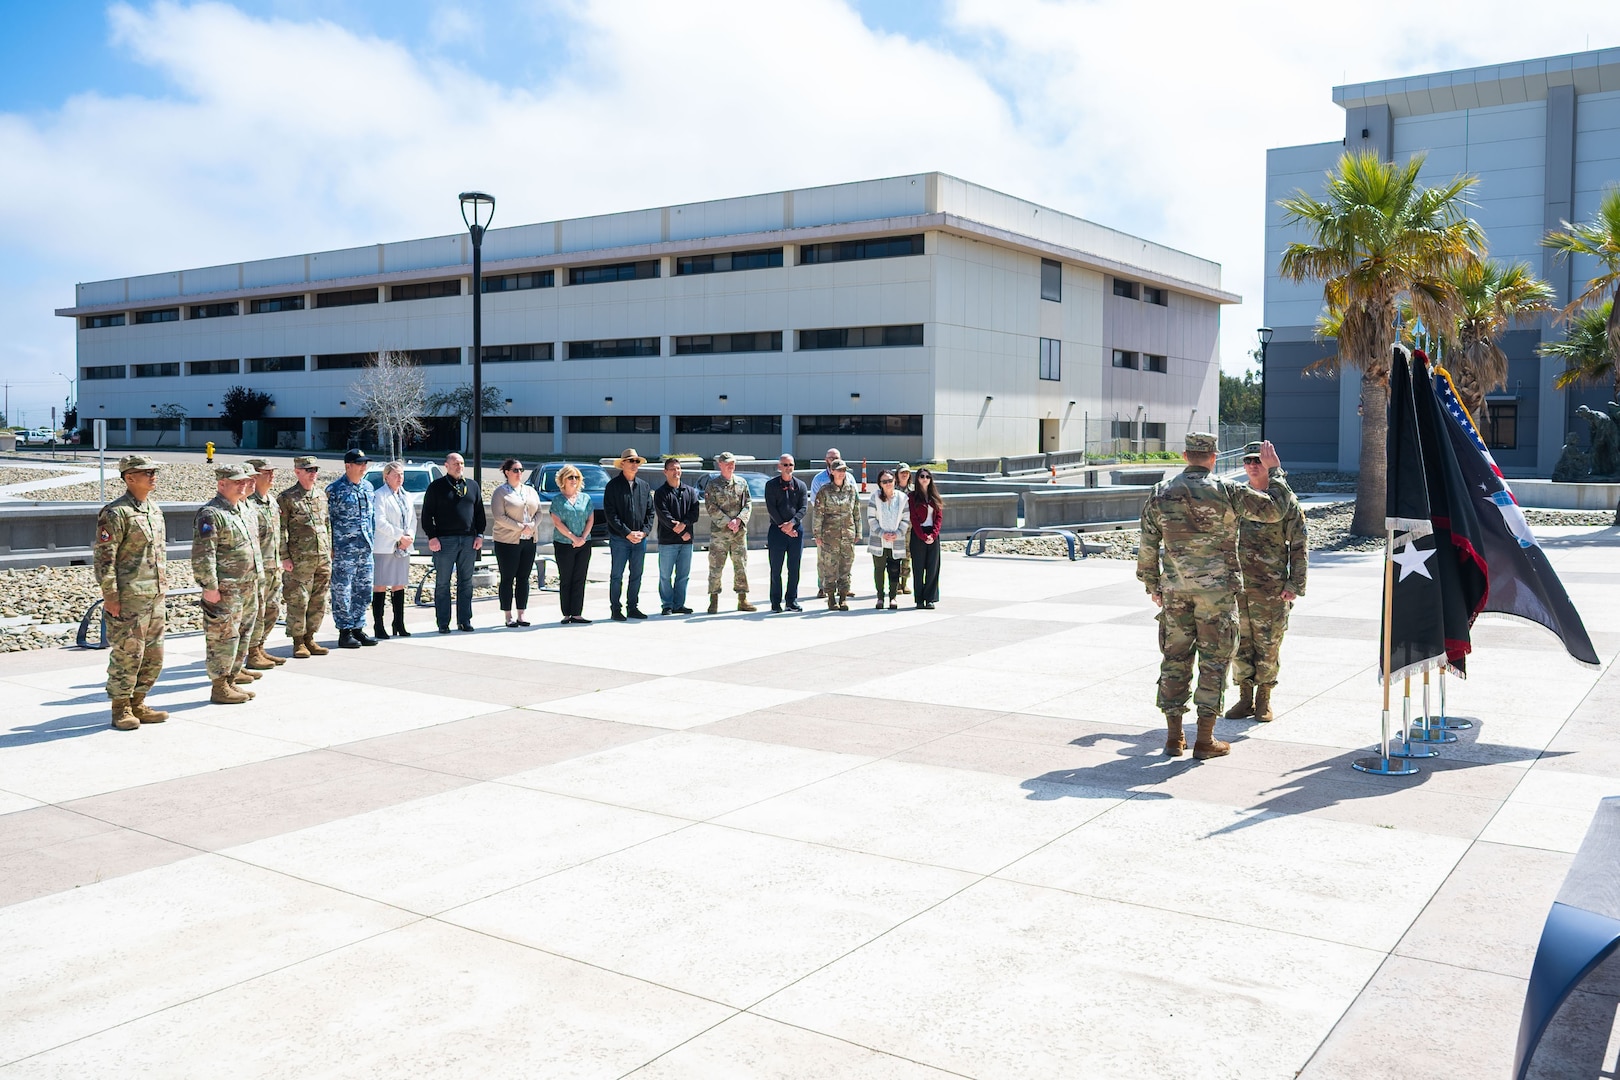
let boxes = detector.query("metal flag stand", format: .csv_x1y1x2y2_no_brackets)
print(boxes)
1389,675,1439,759
1407,667,1458,744
1355,528,1421,776
1433,668,1472,730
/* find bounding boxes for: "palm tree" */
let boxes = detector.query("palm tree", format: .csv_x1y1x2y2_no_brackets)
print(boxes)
1278,149,1484,536
1539,299,1616,395
1543,186,1620,361
1442,259,1556,422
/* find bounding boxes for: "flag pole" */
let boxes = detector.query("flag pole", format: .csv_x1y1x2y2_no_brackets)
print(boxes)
1355,528,1420,776
1391,673,1438,759
1434,667,1472,730
1410,665,1457,743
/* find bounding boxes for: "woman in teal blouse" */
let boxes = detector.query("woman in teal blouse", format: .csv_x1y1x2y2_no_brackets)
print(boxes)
549,466,595,624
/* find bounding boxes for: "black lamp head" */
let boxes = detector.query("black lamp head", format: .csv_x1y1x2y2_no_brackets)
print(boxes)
1258,326,1274,346
459,191,496,233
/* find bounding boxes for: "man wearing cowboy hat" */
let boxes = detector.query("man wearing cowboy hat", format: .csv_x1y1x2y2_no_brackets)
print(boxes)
603,448,656,620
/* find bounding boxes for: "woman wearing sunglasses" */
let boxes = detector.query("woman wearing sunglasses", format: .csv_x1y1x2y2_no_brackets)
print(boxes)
490,459,542,627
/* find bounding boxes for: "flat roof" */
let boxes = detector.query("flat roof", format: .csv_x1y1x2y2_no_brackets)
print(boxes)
1334,46,1620,118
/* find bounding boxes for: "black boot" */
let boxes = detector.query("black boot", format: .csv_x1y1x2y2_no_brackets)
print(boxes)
371,594,390,640
338,628,360,649
390,591,410,637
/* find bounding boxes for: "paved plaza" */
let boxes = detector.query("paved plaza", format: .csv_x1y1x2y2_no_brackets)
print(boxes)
2,528,1618,1078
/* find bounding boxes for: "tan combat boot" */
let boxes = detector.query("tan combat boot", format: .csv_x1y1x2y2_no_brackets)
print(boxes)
1192,715,1230,759
266,647,287,665
129,695,168,724
245,646,276,671
736,594,757,613
210,677,250,705
707,594,720,615
237,667,262,681
827,594,838,611
110,698,139,731
1164,715,1186,757
292,637,311,659
303,634,329,656
1224,683,1254,719
1254,686,1274,723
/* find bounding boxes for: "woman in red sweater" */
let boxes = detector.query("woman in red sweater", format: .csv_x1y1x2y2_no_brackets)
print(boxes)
909,468,944,608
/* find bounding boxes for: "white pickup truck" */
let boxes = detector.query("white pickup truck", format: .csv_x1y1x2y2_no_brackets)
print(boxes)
16,428,58,446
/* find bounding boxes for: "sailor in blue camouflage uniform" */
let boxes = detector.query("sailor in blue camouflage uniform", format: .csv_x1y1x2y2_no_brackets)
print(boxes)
325,448,378,648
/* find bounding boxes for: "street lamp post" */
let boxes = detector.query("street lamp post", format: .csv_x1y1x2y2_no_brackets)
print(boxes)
1257,326,1274,442
459,191,496,492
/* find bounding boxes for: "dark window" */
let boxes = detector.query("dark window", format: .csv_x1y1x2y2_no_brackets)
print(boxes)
250,295,305,313
675,248,784,275
569,260,660,285
1112,349,1138,369
483,270,554,292
1039,338,1061,381
82,313,125,328
133,308,179,324
187,359,240,377
1484,402,1518,450
1142,286,1167,306
798,325,923,350
673,331,783,355
567,416,661,434
81,364,125,380
390,279,461,302
483,342,553,363
1041,259,1062,302
314,352,370,370
482,415,555,434
799,234,924,265
131,363,179,378
1111,420,1137,439
1112,279,1137,299
411,348,462,366
189,302,238,319
673,415,783,435
187,418,230,432
1144,354,1167,373
315,288,378,308
1144,422,1166,442
796,415,923,436
134,417,181,431
248,355,306,373
566,338,660,360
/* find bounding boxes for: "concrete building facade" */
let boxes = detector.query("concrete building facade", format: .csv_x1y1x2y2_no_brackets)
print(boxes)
60,173,1234,463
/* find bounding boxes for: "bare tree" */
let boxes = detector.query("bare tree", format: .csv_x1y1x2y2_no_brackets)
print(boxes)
351,352,428,461
426,382,506,450
152,403,187,447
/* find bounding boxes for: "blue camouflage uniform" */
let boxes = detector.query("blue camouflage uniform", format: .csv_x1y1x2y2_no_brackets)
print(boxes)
325,474,376,630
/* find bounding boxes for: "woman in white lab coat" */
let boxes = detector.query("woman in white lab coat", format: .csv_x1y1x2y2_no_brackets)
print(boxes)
371,461,418,638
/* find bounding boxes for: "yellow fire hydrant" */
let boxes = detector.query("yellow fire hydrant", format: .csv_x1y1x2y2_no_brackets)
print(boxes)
205,441,215,463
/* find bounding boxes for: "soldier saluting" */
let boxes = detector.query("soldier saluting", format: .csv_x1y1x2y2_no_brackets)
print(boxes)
193,464,263,705
1137,434,1295,759
1226,442,1308,723
93,454,169,731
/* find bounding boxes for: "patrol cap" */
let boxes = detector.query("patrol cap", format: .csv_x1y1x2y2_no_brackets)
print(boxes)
244,457,273,472
292,456,319,470
1184,432,1218,454
1241,441,1264,462
117,454,163,474
715,451,737,464
343,448,369,464
215,464,254,481
895,462,913,474
830,459,849,472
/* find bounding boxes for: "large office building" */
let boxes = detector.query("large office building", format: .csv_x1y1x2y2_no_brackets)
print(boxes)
60,173,1234,463
1265,48,1620,477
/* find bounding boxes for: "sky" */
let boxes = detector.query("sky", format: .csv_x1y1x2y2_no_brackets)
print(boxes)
1,0,1617,428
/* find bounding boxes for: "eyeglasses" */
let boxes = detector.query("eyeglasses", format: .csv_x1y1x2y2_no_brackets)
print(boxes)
880,479,895,485
504,467,522,474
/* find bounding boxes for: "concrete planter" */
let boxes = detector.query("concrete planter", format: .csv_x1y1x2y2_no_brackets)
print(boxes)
1023,486,1154,528
1510,479,1620,511
1110,469,1166,486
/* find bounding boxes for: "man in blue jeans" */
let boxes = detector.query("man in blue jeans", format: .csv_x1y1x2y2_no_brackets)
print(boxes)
603,447,655,621
420,452,486,633
653,457,700,615
765,453,809,612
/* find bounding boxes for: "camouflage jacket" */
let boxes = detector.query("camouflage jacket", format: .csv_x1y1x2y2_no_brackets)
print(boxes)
1237,474,1308,597
1137,466,1295,596
704,475,752,528
192,495,263,593
94,492,167,603
813,482,861,539
325,475,375,550
278,481,330,562
246,490,280,572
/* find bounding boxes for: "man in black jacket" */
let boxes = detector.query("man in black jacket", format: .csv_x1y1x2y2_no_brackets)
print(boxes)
421,452,486,633
603,448,655,621
765,454,809,612
653,457,700,615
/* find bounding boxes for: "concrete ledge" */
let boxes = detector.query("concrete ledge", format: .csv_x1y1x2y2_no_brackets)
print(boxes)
1512,480,1620,511
1024,486,1153,528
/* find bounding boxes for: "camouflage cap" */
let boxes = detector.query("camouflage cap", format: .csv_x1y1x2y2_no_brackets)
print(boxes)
1241,441,1264,462
243,457,273,472
1184,432,1218,454
292,456,319,470
215,463,254,481
715,451,737,464
830,459,849,472
117,453,163,474
895,462,913,474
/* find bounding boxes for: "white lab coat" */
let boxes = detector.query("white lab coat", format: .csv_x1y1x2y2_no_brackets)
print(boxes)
372,484,418,555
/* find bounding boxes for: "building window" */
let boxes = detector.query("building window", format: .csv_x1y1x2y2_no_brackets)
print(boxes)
1112,279,1137,299
798,325,923,350
1143,422,1166,442
1484,402,1518,450
1039,338,1061,381
187,359,240,377
799,234,924,265
482,415,555,434
483,270,554,292
1112,349,1138,369
390,279,461,302
250,295,305,313
674,415,783,435
81,364,125,380
131,363,179,378
82,313,125,328
796,415,923,436
188,418,230,432
189,302,238,319
314,353,370,371
569,260,660,285
315,288,378,308
248,355,306,373
411,348,462,366
1142,286,1167,306
566,338,660,360
1041,259,1062,302
673,331,783,355
482,343,553,363
133,308,179,325
134,418,181,432
567,416,661,434
675,248,784,275
1144,354,1167,373
1111,420,1137,439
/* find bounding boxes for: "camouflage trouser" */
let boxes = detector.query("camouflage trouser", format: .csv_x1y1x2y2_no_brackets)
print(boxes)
1232,593,1292,689
708,526,749,595
1156,590,1239,718
329,546,374,630
105,596,165,700
817,533,856,596
202,583,259,680
282,554,331,639
897,554,911,591
252,567,282,649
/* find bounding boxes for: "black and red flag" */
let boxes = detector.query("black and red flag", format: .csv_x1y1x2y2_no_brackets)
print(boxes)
1383,344,1448,684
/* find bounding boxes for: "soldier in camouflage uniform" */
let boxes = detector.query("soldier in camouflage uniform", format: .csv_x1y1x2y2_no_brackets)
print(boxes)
241,459,285,671
705,451,756,613
279,455,331,658
1137,434,1295,759
1227,442,1308,723
326,448,378,647
813,460,861,610
94,454,169,731
193,464,263,705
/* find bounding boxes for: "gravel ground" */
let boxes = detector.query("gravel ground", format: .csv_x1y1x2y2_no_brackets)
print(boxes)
16,460,502,504
0,467,78,489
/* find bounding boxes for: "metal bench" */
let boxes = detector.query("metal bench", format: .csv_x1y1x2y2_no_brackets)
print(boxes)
1515,795,1620,1079
77,587,204,649
964,526,1085,560
414,556,551,607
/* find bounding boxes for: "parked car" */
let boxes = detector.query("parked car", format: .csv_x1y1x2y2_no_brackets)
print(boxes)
690,469,770,501
17,428,57,447
363,460,445,515
527,462,611,544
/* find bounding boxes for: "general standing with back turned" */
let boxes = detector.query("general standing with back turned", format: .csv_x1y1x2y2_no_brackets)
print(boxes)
94,454,169,731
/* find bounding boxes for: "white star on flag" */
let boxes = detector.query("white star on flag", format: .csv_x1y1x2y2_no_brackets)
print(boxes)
1392,541,1436,582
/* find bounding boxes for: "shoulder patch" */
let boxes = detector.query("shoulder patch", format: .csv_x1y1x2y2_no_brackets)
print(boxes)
98,527,112,543
199,520,215,536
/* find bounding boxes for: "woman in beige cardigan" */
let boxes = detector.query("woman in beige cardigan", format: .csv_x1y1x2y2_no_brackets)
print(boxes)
490,459,543,627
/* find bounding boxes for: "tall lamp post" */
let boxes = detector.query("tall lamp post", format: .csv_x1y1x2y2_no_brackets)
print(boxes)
1256,326,1274,442
459,191,496,491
